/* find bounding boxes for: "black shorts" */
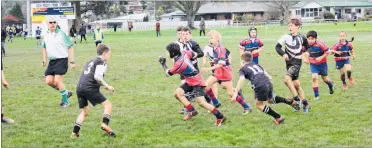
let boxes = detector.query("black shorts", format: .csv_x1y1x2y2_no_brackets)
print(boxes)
180,63,199,80
77,89,107,108
180,83,206,102
45,58,68,76
254,83,273,101
286,62,301,80
36,36,41,40
95,41,102,47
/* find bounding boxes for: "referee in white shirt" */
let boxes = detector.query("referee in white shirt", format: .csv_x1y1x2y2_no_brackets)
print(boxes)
42,17,76,108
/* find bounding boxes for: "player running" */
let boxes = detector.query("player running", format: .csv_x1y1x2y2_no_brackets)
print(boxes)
202,30,252,114
275,18,310,113
303,30,334,100
35,26,42,48
238,27,264,64
71,43,116,138
233,52,287,124
159,43,227,126
331,31,355,89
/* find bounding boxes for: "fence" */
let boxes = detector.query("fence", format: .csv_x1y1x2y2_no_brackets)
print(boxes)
103,19,372,31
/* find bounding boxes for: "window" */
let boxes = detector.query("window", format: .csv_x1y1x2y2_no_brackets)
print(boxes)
345,9,351,14
210,14,217,20
356,8,362,13
301,9,305,17
224,13,232,19
296,10,301,16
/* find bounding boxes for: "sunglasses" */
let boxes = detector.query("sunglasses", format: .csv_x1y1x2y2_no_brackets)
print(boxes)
49,21,57,24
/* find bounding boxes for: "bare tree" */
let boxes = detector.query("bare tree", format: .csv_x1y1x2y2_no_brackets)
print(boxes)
259,0,299,23
163,1,207,28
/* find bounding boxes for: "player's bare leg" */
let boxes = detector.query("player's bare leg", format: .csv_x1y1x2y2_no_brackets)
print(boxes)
293,80,310,113
311,73,320,100
321,75,334,95
344,64,354,84
55,75,70,107
195,97,226,126
71,106,89,138
100,100,116,137
339,68,347,89
174,88,198,120
222,81,252,114
284,75,301,111
256,99,284,124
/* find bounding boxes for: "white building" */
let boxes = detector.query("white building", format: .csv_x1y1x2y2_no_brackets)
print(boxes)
291,0,372,20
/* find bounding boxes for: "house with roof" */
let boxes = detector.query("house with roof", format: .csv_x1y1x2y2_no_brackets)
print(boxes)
290,0,372,19
161,2,272,22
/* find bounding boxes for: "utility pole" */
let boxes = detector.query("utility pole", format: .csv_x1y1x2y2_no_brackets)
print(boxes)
27,0,31,37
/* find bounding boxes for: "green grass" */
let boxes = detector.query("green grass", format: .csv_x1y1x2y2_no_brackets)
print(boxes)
2,22,372,147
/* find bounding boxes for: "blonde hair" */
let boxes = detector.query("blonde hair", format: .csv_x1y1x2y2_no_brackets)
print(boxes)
207,30,222,41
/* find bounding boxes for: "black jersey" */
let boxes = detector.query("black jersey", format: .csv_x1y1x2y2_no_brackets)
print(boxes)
239,63,270,88
77,57,107,91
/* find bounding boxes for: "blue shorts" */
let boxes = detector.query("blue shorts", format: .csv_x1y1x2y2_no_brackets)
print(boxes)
336,59,350,70
252,56,259,64
310,63,328,76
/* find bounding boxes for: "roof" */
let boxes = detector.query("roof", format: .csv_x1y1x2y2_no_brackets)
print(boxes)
161,2,273,17
292,0,372,8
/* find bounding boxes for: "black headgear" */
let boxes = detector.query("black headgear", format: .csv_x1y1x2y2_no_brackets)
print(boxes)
249,27,257,37
166,43,181,58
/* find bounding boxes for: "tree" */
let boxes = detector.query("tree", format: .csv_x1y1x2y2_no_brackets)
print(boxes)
258,1,299,24
73,1,82,31
163,1,207,28
8,2,24,23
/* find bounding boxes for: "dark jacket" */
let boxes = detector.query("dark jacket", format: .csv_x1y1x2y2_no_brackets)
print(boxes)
79,26,86,35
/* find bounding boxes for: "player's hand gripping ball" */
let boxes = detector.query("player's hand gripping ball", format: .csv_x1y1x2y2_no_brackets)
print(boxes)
158,56,166,65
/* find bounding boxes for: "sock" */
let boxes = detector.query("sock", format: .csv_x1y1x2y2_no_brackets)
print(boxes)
293,95,300,102
236,94,250,109
324,80,333,90
211,108,224,119
273,96,292,105
341,73,346,85
206,88,220,106
60,90,69,104
263,105,281,119
302,99,309,106
185,104,195,112
1,113,3,120
102,114,111,125
73,122,82,134
347,71,352,79
313,87,319,98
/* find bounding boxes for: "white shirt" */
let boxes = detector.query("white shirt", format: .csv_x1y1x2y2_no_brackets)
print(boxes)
42,28,72,60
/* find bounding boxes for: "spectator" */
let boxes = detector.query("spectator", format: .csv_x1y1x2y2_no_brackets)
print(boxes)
156,20,161,37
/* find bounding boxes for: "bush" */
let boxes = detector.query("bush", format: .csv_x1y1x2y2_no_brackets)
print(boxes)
323,11,335,19
365,15,372,18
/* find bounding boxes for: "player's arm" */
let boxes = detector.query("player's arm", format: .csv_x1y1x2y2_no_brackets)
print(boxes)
2,71,9,89
254,40,264,54
238,41,245,53
275,36,286,56
203,60,224,72
42,40,47,66
94,64,114,92
158,56,173,77
62,32,76,69
232,70,246,100
191,41,204,59
349,43,355,59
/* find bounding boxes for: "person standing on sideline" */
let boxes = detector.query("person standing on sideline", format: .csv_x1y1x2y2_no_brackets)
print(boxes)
156,20,161,37
199,17,206,36
113,24,117,32
1,27,7,56
70,25,77,44
79,24,87,43
93,26,104,47
42,17,76,108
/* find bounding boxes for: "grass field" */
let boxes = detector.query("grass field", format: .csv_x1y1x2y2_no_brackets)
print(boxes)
2,22,372,147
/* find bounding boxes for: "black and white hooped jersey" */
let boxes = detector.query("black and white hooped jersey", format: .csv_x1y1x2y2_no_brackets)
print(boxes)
77,57,107,91
278,34,308,63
